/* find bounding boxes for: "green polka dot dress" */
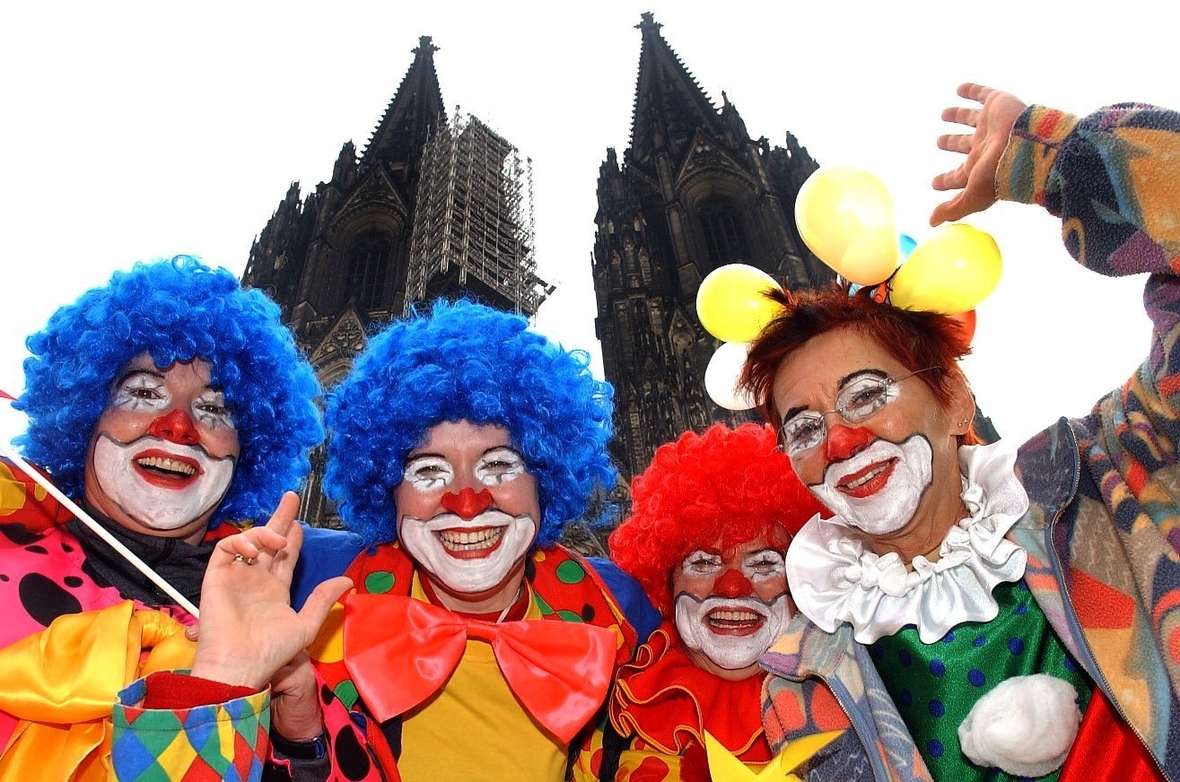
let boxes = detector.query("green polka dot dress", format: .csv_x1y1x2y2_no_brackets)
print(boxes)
869,580,1092,781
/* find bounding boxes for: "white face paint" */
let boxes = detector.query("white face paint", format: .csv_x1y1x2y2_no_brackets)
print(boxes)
91,433,236,530
400,446,527,493
399,509,537,595
398,445,538,596
809,434,933,535
675,590,792,671
673,546,792,672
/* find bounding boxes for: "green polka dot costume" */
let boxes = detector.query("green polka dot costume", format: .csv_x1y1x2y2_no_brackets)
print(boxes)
869,581,1092,780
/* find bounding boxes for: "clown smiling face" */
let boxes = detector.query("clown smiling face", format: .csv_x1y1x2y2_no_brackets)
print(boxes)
771,327,973,561
809,435,934,537
672,533,793,681
395,420,540,614
83,355,239,544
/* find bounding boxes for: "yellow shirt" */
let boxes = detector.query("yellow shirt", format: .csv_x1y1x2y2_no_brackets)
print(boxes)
395,574,569,782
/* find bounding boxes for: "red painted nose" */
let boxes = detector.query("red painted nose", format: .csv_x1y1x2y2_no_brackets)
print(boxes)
824,423,874,462
440,487,494,520
146,408,201,446
715,567,753,598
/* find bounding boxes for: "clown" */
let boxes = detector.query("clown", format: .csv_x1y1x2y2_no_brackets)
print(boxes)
600,423,860,782
391,419,543,610
159,299,647,782
0,256,324,780
744,84,1173,781
311,300,640,781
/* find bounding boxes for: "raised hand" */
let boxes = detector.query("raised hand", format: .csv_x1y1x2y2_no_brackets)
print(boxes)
931,83,1028,226
189,492,352,689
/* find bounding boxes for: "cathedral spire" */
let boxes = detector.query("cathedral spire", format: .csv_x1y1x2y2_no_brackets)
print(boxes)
362,35,446,167
628,12,724,167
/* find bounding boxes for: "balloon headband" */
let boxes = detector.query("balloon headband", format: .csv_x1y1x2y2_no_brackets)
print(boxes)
698,167,1002,411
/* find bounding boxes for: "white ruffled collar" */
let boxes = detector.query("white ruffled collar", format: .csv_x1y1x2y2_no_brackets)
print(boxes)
786,439,1029,644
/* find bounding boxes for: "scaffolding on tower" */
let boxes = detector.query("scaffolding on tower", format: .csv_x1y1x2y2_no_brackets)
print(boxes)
406,111,552,316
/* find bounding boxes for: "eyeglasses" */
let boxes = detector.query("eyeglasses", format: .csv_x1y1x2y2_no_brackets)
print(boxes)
778,366,942,456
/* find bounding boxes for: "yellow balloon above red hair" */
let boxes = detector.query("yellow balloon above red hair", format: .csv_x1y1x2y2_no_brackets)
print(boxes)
795,167,900,285
890,224,1002,313
696,264,781,344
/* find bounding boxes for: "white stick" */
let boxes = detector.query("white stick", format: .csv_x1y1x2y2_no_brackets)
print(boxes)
0,442,200,618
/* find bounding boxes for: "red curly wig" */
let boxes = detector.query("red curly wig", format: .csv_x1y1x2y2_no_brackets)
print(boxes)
609,423,824,615
740,284,980,446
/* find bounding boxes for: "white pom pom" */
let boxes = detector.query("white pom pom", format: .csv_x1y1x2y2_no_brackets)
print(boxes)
958,674,1081,777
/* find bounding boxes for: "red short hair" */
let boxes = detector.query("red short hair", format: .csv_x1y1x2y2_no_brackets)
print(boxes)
740,284,980,445
608,423,824,615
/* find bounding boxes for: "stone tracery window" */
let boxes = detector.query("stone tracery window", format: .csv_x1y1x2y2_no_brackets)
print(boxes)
345,231,391,311
698,196,748,266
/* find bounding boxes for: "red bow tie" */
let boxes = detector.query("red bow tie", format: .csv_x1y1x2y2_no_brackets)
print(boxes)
343,593,618,745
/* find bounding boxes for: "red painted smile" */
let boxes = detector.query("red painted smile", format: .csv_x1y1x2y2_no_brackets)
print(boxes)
836,458,897,499
132,448,203,489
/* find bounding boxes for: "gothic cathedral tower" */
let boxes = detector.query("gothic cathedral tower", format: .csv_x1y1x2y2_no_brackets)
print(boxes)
243,36,546,526
592,14,833,481
243,37,447,387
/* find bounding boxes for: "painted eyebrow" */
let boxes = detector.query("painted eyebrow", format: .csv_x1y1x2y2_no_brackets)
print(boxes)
404,451,448,463
780,368,892,423
686,548,722,558
481,445,524,459
114,367,222,395
838,368,889,387
404,445,524,462
781,404,808,425
114,368,165,386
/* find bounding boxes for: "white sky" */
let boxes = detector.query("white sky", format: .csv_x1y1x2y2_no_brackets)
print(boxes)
1,0,1175,452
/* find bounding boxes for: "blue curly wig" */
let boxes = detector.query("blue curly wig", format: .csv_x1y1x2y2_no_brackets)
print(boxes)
16,256,324,526
324,299,616,547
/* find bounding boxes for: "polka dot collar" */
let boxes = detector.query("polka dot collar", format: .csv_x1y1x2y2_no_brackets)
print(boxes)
786,440,1030,644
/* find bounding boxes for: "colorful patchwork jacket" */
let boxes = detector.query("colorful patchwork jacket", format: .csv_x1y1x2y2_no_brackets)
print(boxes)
763,102,1180,780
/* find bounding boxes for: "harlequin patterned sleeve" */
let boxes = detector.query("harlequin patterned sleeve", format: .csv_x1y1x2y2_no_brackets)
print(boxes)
111,674,270,782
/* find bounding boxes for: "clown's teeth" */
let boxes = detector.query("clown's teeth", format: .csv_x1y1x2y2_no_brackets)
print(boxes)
843,463,889,489
438,527,504,551
708,609,760,623
136,456,196,476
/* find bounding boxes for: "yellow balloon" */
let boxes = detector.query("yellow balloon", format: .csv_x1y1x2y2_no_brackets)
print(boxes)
696,264,782,343
890,224,1002,313
794,167,899,284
